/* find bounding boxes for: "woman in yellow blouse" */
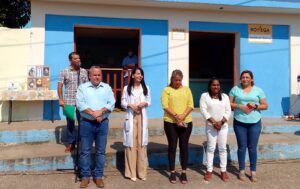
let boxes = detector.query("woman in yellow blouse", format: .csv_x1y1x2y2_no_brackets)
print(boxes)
161,69,194,184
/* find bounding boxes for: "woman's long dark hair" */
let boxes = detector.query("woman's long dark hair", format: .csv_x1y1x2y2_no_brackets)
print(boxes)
208,77,222,101
127,67,148,96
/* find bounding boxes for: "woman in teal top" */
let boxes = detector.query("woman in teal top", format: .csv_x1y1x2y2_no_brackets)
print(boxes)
229,70,268,182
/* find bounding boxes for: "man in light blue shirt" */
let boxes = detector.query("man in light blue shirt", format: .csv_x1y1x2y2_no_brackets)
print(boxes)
122,49,138,85
76,66,115,188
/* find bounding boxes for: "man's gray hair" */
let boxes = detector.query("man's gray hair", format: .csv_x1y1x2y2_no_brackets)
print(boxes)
89,65,101,73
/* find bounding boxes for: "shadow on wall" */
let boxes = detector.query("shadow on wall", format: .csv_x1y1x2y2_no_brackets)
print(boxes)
0,101,8,122
285,95,300,116
194,142,239,177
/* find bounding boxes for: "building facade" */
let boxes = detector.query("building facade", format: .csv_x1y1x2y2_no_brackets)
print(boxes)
1,0,300,121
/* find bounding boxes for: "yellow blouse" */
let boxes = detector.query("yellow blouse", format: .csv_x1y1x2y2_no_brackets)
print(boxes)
161,86,194,123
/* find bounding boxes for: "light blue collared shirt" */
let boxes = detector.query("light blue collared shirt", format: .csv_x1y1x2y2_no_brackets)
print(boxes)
76,81,115,120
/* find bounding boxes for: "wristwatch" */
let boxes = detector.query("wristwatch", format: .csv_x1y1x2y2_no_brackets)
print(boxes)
255,104,258,110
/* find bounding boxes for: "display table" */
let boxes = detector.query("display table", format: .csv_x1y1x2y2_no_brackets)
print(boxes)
0,90,59,124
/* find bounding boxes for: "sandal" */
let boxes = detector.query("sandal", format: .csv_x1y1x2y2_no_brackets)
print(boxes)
239,170,246,181
180,172,188,184
169,172,176,184
250,172,258,182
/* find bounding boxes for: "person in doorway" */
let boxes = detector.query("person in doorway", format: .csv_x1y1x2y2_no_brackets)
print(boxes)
229,70,268,182
76,66,115,188
122,49,138,86
199,78,231,182
121,67,151,182
58,52,88,153
160,69,194,184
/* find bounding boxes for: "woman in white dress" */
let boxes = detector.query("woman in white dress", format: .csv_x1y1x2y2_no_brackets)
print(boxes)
200,78,231,182
121,67,151,182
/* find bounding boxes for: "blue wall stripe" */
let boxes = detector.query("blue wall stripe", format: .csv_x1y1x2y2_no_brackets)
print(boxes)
43,15,168,119
190,21,290,117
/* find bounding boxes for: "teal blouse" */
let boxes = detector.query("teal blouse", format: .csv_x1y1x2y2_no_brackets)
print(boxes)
229,85,266,123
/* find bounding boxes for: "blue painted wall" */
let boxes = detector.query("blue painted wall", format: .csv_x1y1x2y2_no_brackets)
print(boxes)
43,15,168,119
190,21,290,117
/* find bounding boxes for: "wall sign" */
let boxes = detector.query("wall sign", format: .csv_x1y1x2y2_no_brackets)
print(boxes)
248,24,272,44
172,28,186,40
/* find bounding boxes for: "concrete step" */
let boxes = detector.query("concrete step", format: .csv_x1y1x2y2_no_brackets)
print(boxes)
1,118,300,145
1,133,300,172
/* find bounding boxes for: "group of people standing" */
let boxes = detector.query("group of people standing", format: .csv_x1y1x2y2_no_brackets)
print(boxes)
58,52,268,188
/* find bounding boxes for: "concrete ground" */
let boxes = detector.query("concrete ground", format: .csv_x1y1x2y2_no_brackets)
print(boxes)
0,159,299,189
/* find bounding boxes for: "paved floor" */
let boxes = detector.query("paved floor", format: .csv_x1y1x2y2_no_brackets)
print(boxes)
0,159,299,189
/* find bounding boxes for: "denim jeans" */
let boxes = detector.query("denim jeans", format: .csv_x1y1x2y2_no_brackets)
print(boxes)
66,118,76,145
79,118,109,179
233,119,261,171
66,110,80,145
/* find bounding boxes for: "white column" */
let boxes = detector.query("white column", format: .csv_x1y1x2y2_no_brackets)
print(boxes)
168,18,190,86
290,24,300,115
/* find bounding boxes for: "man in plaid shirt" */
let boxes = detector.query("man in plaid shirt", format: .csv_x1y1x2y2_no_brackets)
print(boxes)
58,52,88,152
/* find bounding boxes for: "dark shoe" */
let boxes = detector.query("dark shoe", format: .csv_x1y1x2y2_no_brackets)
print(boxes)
221,171,229,182
204,171,213,181
95,178,105,188
80,179,90,188
64,144,75,153
180,172,188,184
169,172,176,184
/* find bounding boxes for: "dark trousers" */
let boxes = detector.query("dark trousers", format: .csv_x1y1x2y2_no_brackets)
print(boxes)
66,109,80,145
233,119,262,171
164,121,193,171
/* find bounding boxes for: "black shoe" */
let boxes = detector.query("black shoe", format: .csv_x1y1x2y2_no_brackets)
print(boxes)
169,172,176,184
180,172,187,184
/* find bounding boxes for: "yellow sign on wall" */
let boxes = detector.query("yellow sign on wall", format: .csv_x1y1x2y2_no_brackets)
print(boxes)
248,24,272,44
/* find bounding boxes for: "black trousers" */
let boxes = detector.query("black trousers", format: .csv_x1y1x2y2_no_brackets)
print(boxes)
164,121,193,171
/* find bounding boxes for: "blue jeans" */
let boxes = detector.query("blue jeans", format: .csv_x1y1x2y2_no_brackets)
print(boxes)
66,117,76,145
233,119,262,171
79,119,109,179
66,110,80,145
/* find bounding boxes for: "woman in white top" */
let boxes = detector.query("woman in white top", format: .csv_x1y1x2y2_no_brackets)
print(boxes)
121,67,151,182
200,78,231,182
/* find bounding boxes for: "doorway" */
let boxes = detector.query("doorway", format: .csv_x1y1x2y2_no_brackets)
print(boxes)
189,31,236,107
74,26,140,108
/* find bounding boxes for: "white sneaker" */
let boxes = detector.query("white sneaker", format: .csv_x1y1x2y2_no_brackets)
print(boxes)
141,178,146,181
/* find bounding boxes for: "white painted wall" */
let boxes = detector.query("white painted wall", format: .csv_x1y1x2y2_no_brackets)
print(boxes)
0,27,44,121
2,1,299,121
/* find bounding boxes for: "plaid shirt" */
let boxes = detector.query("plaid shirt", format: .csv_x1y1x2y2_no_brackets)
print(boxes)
58,66,88,105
